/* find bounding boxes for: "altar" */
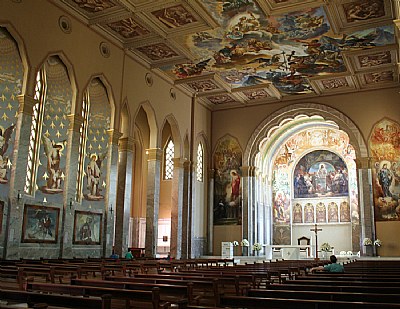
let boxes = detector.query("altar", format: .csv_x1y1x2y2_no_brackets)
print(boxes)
267,245,312,260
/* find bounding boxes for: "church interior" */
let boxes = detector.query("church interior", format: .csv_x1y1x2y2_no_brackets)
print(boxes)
0,0,399,264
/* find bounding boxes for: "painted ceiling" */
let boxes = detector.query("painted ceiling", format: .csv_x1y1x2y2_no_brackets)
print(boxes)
58,0,399,109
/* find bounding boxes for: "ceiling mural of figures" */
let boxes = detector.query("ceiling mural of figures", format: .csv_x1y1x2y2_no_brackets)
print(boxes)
369,118,400,221
164,1,394,95
60,0,398,109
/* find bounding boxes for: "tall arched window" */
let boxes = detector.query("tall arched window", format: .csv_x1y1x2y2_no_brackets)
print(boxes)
24,70,46,194
76,92,90,201
164,138,174,180
196,142,203,182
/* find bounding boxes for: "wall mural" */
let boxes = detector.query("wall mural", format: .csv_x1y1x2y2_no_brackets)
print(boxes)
37,56,72,201
213,136,242,225
370,118,400,221
0,28,22,191
271,127,358,246
293,150,349,198
83,78,111,203
161,0,393,96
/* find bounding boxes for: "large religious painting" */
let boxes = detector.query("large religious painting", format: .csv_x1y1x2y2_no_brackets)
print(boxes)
21,204,60,243
213,136,242,225
293,150,349,198
369,118,400,221
0,27,22,191
73,210,102,245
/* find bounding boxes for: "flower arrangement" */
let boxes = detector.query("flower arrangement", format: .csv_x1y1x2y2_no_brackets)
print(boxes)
363,238,372,246
252,243,262,251
232,241,239,247
241,239,249,247
320,242,332,252
374,239,382,247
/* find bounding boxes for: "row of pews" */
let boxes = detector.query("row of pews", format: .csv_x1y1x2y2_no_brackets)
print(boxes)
3,257,400,308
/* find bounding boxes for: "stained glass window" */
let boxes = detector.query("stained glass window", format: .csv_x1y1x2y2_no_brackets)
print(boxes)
164,138,174,180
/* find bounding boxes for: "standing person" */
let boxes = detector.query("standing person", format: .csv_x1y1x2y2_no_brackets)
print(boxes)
125,249,134,260
310,255,344,273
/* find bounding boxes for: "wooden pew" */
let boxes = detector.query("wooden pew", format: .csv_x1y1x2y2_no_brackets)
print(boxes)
218,295,400,308
267,283,400,294
26,283,170,309
0,289,111,309
106,275,221,306
246,288,400,304
72,278,193,306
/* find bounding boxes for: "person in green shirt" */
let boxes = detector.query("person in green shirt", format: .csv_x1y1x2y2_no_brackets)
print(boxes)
125,249,134,260
311,255,344,273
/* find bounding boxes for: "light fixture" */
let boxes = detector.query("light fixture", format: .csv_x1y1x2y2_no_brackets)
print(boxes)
69,198,73,209
109,204,113,215
17,190,22,201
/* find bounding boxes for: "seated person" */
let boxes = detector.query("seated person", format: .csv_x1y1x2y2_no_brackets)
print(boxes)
125,249,134,260
310,255,344,273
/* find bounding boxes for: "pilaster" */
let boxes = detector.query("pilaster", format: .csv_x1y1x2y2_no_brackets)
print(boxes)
145,148,162,257
105,129,122,257
114,137,135,256
170,158,184,259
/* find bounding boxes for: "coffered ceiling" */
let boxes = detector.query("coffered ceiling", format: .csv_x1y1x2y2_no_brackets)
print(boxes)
55,0,400,110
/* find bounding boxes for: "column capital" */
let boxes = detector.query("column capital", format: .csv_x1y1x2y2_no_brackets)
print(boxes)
107,129,123,145
240,166,256,177
67,114,84,132
172,157,185,169
17,94,36,115
356,157,372,169
119,137,135,152
146,148,162,161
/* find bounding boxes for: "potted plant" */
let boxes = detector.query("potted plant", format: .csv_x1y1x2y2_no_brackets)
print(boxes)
240,239,249,256
320,242,332,259
252,242,262,256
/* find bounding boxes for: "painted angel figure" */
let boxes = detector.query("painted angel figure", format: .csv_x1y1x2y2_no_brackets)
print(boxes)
86,152,107,200
0,124,15,183
42,135,66,192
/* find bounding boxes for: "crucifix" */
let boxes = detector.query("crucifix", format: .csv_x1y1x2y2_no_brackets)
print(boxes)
310,224,322,260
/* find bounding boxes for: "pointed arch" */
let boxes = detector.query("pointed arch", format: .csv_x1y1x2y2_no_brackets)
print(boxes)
162,114,182,158
120,98,131,138
244,103,368,166
135,101,158,149
0,23,29,94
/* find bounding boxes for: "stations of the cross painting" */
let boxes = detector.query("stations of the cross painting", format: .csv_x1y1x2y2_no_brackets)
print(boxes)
310,223,322,260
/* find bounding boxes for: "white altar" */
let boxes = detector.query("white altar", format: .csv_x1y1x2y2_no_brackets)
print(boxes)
266,245,312,260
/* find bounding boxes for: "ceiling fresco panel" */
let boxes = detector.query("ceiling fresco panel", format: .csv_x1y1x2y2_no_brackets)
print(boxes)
57,0,400,110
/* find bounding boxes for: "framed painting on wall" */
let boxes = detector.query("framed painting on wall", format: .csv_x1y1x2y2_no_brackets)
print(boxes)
21,204,60,243
73,210,102,245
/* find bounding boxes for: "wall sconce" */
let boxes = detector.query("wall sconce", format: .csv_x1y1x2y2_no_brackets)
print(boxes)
17,190,22,201
109,204,113,215
69,198,73,209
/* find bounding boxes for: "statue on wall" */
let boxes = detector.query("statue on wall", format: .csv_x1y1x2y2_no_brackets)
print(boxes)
0,124,15,184
41,135,66,193
85,152,107,201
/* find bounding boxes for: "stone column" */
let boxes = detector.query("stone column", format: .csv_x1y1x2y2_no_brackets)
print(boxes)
114,137,134,256
241,166,255,255
357,157,375,256
5,95,36,259
145,148,161,257
180,160,191,259
60,114,84,258
207,169,214,256
104,129,122,257
170,157,184,259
